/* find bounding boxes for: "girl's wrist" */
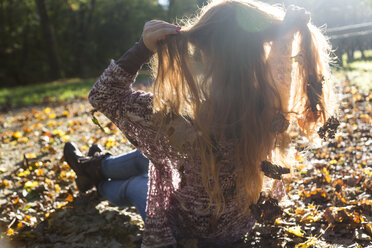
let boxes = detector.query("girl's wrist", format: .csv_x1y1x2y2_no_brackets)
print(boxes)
115,38,154,74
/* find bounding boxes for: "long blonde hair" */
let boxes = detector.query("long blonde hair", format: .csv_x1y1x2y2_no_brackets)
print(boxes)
150,0,332,215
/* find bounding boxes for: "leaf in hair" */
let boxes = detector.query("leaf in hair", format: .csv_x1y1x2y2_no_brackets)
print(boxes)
261,160,290,180
167,116,197,149
271,112,290,133
249,192,282,224
317,116,340,140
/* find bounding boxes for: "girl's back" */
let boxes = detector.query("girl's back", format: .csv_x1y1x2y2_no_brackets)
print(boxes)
88,1,333,247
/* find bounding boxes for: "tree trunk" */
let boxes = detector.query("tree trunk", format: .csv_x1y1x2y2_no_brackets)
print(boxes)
0,0,4,48
168,0,175,20
35,0,61,80
74,0,95,76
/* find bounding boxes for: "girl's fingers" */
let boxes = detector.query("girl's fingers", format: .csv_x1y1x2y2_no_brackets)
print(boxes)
145,20,176,28
151,27,179,40
142,20,181,51
146,22,178,32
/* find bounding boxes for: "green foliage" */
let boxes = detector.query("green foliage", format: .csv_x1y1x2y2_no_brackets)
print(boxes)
0,0,165,86
168,0,198,21
1,0,372,86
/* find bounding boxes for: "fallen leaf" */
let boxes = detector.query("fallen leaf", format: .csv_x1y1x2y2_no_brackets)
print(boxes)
285,225,305,237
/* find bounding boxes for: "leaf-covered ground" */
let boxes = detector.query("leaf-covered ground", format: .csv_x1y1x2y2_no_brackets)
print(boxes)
0,80,371,247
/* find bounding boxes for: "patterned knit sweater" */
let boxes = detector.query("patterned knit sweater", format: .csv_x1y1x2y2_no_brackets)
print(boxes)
88,37,291,248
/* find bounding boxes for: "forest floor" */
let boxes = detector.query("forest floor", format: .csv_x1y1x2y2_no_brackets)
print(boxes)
0,68,371,247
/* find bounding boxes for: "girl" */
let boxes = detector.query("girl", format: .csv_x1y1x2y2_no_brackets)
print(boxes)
64,0,333,247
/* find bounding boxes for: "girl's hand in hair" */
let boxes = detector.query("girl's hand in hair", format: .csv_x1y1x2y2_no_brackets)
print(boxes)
142,20,181,52
283,5,311,31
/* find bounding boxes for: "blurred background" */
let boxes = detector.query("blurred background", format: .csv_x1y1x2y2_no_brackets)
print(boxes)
0,0,371,98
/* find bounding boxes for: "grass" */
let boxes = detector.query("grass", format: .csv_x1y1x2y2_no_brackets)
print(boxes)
0,78,96,109
332,50,372,92
0,71,151,110
0,55,371,110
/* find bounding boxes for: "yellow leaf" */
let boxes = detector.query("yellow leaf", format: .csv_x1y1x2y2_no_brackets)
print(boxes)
275,218,285,225
49,113,56,119
59,170,67,180
32,123,42,129
105,137,117,149
363,168,372,177
295,153,304,163
23,215,31,222
295,208,305,215
366,223,372,236
25,153,37,159
307,203,316,209
55,184,61,193
329,159,337,165
17,222,23,229
6,228,14,236
63,110,69,117
48,120,56,127
23,128,32,134
285,225,305,237
24,181,39,189
325,175,332,184
65,193,73,202
45,178,52,185
35,162,42,167
52,129,64,137
296,163,306,170
34,169,44,176
80,145,89,152
60,161,68,169
44,107,51,114
13,131,23,139
2,179,11,187
61,135,70,142
295,236,318,248
18,137,29,143
17,169,31,177
57,202,68,209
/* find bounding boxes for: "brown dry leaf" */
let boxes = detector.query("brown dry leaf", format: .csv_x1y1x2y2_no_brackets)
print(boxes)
65,193,73,202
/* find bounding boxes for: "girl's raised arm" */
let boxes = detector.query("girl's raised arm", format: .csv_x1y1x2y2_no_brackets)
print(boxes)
88,21,180,134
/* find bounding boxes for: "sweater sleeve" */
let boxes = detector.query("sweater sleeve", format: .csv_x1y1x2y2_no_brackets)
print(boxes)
89,41,181,248
88,38,155,137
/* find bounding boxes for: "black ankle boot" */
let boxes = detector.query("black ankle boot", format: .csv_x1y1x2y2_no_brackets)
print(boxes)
87,144,104,157
64,142,108,193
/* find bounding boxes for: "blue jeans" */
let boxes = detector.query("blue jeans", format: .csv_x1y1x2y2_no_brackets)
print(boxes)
97,150,149,220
